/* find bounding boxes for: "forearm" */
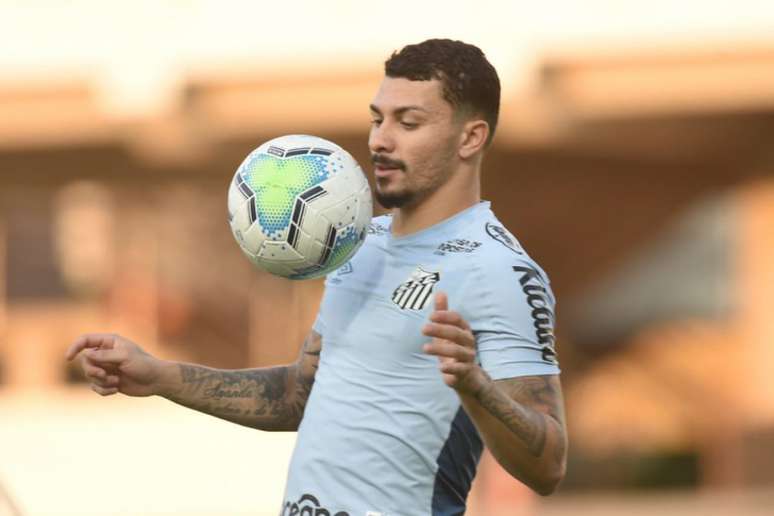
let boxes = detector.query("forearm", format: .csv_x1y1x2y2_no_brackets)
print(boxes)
155,361,309,431
460,377,567,495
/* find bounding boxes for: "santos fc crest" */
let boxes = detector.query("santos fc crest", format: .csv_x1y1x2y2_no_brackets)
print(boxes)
392,266,440,310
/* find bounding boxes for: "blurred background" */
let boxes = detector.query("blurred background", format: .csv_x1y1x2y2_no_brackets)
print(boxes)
1,1,774,515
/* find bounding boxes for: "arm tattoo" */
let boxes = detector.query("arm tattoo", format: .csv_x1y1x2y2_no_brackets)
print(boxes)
475,374,564,458
173,333,321,431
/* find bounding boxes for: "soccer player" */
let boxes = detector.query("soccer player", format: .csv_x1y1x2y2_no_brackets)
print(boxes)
66,39,567,515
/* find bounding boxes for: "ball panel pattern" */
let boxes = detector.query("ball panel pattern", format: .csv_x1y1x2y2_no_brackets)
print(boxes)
228,134,372,279
239,153,331,239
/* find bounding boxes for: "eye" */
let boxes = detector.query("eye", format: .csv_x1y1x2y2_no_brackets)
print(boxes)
400,121,418,129
370,118,383,127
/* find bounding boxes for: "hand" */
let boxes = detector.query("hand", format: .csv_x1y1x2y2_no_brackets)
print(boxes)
422,292,489,396
65,333,163,397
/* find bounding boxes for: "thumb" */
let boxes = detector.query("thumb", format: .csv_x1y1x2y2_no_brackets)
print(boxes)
85,348,128,365
434,291,448,312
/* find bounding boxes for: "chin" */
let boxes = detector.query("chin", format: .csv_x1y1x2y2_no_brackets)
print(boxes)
375,187,415,209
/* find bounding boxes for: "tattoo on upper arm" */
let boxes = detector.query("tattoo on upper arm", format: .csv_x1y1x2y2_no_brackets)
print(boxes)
475,375,565,458
300,331,322,368
289,331,322,415
499,375,565,425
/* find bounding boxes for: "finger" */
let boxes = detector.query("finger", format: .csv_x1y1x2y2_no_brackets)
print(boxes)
90,375,118,389
423,341,476,362
65,335,100,361
85,347,127,365
439,361,473,376
434,291,448,312
91,383,118,396
422,323,474,347
441,373,459,388
65,334,116,361
84,361,120,387
82,360,108,381
104,375,120,387
429,310,471,331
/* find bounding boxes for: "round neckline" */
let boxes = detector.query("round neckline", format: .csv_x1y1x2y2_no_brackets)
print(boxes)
387,201,491,246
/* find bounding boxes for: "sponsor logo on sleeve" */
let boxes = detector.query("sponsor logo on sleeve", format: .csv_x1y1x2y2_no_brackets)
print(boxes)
281,493,350,516
485,222,523,254
512,266,558,364
392,266,440,310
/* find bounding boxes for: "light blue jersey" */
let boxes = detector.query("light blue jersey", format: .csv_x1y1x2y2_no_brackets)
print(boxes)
281,201,560,516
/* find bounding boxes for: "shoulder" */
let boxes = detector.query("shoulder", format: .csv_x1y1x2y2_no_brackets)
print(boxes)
466,214,551,288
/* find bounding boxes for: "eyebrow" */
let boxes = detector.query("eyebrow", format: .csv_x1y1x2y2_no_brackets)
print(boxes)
369,104,429,116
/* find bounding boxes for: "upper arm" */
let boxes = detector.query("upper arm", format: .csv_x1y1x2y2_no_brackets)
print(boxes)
295,329,322,382
287,329,322,413
494,374,566,428
467,258,560,380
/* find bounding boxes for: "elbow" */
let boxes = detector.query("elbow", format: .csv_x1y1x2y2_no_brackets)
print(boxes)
533,478,560,497
502,461,565,496
533,462,566,496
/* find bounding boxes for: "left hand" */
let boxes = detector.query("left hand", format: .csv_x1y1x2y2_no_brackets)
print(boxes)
422,292,490,395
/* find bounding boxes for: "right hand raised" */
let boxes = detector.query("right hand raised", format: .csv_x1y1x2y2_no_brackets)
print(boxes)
65,333,163,397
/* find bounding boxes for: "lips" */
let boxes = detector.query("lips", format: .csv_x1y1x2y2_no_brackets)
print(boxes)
371,154,405,178
374,165,402,178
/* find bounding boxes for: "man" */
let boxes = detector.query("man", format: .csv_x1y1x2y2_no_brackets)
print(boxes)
66,39,567,515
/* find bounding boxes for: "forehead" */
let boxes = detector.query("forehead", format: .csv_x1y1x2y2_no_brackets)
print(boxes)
370,77,449,114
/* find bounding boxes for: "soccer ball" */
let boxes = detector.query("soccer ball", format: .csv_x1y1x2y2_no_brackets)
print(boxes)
227,134,372,279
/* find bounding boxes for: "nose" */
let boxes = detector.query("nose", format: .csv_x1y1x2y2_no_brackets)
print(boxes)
368,121,394,155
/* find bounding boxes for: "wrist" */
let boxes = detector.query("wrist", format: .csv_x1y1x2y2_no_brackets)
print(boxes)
153,360,182,398
458,368,493,403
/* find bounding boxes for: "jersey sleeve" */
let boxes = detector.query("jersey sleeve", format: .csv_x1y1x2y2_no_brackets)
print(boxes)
463,258,560,380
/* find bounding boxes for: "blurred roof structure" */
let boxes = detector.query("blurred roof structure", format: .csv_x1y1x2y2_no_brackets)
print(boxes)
2,46,774,168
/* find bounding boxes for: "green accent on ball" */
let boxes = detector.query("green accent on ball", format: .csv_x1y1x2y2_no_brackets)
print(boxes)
325,228,362,271
240,154,330,237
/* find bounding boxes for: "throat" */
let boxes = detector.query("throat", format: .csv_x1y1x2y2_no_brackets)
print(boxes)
390,187,480,237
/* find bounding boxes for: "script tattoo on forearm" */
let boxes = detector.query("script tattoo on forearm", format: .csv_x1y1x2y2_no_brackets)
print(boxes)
178,365,297,428
475,375,564,458
176,334,320,430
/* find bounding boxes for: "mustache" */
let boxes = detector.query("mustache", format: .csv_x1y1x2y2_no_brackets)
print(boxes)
371,154,406,170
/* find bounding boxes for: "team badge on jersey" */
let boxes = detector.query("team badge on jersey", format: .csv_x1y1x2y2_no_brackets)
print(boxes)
392,266,440,310
485,222,523,254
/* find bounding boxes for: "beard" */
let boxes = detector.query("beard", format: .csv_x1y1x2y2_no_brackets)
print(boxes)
370,151,455,209
372,153,413,208
374,185,416,209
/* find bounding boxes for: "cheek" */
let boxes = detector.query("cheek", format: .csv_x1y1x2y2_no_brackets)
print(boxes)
408,135,440,165
412,137,455,177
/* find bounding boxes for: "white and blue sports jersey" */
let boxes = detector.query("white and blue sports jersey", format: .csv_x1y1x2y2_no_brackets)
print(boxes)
280,201,560,516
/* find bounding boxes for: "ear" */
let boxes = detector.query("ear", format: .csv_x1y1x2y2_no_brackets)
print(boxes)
458,119,489,160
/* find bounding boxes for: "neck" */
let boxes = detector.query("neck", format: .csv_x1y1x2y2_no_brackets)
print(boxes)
390,163,481,237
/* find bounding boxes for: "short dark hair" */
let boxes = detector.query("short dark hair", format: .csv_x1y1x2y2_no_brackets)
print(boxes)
384,38,501,146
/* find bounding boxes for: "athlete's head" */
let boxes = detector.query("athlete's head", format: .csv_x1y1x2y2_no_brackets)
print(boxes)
369,39,501,209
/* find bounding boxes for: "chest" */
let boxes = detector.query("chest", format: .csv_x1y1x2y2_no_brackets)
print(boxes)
319,242,473,362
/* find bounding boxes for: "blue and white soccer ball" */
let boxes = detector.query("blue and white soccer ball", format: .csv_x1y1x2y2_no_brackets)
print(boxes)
228,134,372,279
